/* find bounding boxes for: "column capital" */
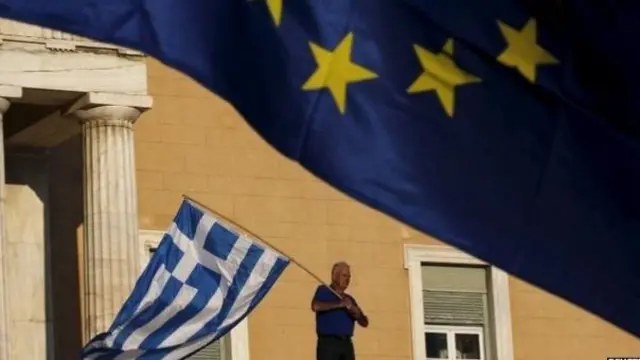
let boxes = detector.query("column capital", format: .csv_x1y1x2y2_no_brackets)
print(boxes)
66,91,152,126
74,105,141,128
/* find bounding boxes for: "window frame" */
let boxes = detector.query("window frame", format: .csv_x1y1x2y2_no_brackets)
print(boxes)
424,324,485,360
139,229,251,360
404,244,514,360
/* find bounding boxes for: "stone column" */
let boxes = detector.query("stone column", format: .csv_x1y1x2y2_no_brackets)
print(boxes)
74,105,142,339
0,98,10,360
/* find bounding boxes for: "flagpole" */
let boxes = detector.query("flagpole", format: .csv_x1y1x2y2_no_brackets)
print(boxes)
181,194,342,298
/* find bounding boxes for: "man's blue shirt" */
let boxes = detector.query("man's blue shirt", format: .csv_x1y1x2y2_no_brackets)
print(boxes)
312,285,356,337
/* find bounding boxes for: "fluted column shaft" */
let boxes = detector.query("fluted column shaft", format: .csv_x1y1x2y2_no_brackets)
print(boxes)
76,106,141,339
0,98,10,360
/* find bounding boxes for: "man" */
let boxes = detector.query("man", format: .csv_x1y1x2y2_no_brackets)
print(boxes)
311,261,369,360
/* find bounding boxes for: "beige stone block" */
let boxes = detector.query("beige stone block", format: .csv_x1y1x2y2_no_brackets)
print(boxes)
207,177,307,198
398,230,443,246
163,173,209,193
232,150,280,178
230,178,293,198
368,310,412,331
513,335,578,359
8,321,47,360
160,124,207,145
280,199,327,224
510,281,617,328
326,240,375,268
368,242,405,268
279,260,331,284
350,279,409,313
6,242,46,322
134,114,165,143
182,192,236,219
280,325,316,358
264,280,318,309
207,176,243,195
148,76,212,98
257,178,307,198
275,157,316,180
215,112,245,130
140,214,176,231
351,268,396,291
248,327,291,360
149,97,185,126
509,275,539,294
299,180,347,200
187,99,240,129
512,317,591,338
205,127,267,150
138,189,182,217
233,196,282,223
326,224,350,240
184,146,234,175
326,200,387,226
135,142,187,172
270,308,315,327
353,224,408,244
352,329,381,355
137,170,164,190
240,219,294,239
249,305,280,328
285,223,329,243
146,58,184,79
275,266,315,286
373,328,411,357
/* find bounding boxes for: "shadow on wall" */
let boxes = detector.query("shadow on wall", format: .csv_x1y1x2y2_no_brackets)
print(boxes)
5,134,84,359
48,135,84,359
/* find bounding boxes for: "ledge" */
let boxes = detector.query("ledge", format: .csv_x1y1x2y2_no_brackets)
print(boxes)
0,44,148,95
65,92,153,115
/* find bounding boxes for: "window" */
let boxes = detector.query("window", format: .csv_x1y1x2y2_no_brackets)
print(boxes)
422,265,488,360
139,230,250,360
425,325,484,360
404,245,514,360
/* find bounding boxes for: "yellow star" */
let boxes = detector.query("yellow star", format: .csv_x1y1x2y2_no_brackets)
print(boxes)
407,39,481,117
302,32,378,114
497,18,559,82
265,0,283,25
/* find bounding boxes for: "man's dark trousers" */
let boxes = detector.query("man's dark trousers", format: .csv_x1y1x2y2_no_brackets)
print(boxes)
317,336,355,360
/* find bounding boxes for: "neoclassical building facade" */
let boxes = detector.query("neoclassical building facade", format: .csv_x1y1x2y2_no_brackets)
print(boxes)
0,19,638,360
0,20,151,359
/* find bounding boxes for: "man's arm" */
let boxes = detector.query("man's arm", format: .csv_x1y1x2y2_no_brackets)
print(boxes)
350,307,369,327
311,299,344,312
311,286,345,312
345,297,369,327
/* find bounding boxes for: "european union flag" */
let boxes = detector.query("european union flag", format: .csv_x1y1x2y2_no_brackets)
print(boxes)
1,0,639,337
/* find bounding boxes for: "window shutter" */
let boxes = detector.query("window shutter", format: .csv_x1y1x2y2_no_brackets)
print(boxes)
421,265,487,292
187,339,222,360
423,290,486,325
421,265,488,326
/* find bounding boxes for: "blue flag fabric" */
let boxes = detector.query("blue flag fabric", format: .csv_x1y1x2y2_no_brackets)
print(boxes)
81,200,290,359
1,0,639,336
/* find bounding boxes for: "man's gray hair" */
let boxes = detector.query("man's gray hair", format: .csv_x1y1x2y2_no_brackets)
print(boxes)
331,261,350,275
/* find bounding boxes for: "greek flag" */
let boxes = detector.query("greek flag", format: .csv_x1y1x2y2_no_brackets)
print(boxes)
81,199,290,359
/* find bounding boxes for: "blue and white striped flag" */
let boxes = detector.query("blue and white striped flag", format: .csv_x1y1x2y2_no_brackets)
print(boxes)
81,199,290,359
